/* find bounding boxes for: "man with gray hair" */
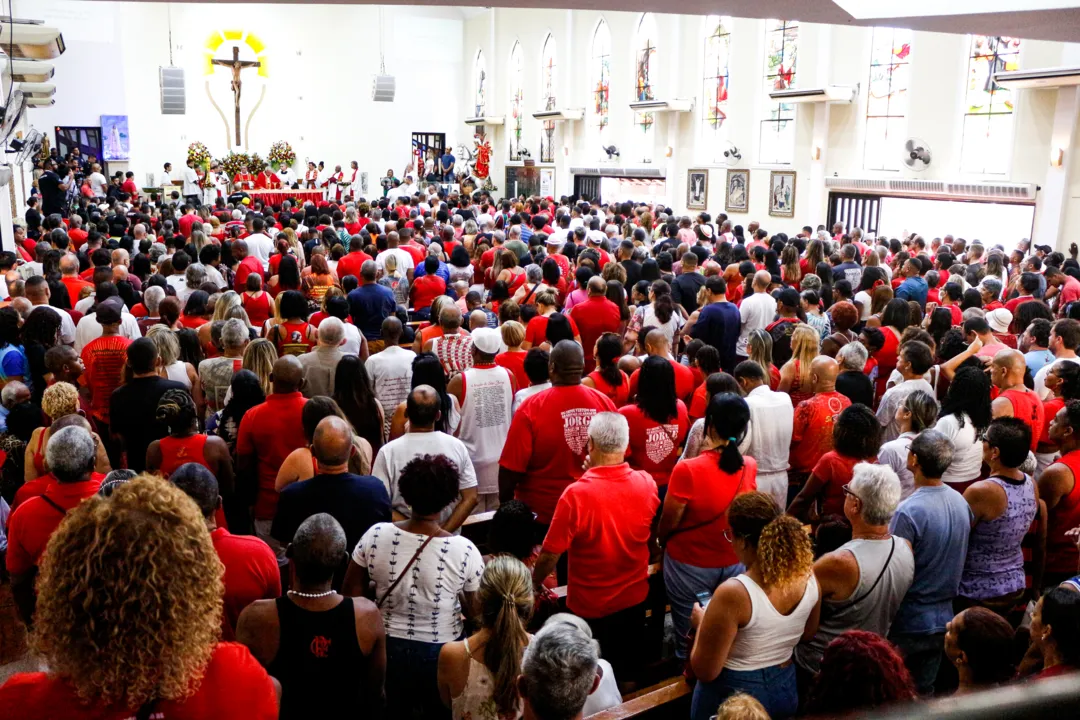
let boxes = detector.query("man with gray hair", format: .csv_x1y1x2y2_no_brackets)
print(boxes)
835,341,874,408
532,411,659,679
237,512,385,714
0,380,29,432
794,462,914,676
138,285,167,335
887,428,973,695
7,425,102,624
183,263,208,303
298,316,345,398
519,622,602,720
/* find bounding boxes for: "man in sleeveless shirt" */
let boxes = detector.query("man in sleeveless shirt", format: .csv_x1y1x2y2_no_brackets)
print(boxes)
1041,401,1080,588
990,349,1045,454
237,513,385,718
425,305,474,379
448,328,516,512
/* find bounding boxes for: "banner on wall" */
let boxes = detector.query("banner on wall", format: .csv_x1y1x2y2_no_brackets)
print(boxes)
101,115,130,161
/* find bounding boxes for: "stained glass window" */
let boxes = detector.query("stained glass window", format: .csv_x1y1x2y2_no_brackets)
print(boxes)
541,34,556,164
634,14,659,163
864,27,912,171
760,19,799,165
701,16,732,164
473,49,486,118
961,35,1021,175
591,20,612,158
509,42,524,161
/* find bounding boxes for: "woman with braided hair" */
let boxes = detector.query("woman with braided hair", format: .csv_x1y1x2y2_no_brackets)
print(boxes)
688,491,820,720
146,388,234,496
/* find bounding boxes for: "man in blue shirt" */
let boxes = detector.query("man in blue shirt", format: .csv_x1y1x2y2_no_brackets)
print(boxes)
895,259,929,309
689,276,742,373
888,428,972,695
439,149,456,181
347,260,397,352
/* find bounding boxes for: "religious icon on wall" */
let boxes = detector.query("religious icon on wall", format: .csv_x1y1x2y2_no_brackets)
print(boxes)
769,170,796,217
205,30,270,149
725,169,749,213
687,169,708,211
101,115,130,162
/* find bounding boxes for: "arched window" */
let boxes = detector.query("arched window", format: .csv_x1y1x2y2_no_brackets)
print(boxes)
541,34,557,164
760,19,799,165
961,35,1021,175
473,49,486,117
634,13,659,163
700,16,732,164
864,27,913,171
509,41,524,161
591,19,612,158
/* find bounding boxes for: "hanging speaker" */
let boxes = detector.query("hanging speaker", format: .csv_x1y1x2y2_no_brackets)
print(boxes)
372,74,395,102
160,66,186,115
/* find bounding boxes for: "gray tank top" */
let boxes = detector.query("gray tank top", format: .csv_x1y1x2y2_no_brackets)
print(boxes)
795,536,914,673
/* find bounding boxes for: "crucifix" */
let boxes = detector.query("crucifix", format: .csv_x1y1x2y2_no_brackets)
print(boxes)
211,45,260,146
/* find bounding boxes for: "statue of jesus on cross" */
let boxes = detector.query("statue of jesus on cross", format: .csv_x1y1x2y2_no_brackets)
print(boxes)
211,45,260,146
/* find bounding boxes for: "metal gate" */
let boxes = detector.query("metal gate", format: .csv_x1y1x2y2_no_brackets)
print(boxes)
827,192,881,236
573,175,601,203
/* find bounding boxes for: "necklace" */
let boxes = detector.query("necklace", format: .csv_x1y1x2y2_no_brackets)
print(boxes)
288,588,335,599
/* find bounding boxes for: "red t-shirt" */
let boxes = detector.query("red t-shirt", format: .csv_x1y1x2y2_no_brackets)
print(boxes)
80,335,133,422
1061,276,1080,307
1004,295,1039,315
411,274,447,311
666,453,757,568
5,478,103,575
0,642,278,720
68,228,89,250
179,213,198,238
688,383,708,420
500,384,617,523
495,350,530,391
236,392,309,519
402,243,426,267
1002,388,1045,452
790,392,852,474
234,256,264,293
344,221,363,236
812,451,861,518
336,250,375,282
542,463,659,618
121,179,139,198
524,313,580,347
946,303,963,326
629,359,696,403
61,275,94,307
212,527,282,640
586,369,630,408
568,297,623,371
618,402,690,486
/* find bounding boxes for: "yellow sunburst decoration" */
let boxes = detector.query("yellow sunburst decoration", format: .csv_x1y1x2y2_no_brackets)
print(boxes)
204,30,269,78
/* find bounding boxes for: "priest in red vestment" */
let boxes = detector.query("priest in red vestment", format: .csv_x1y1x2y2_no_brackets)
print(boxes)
233,166,255,191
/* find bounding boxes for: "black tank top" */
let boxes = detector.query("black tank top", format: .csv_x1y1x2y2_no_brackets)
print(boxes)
267,596,368,718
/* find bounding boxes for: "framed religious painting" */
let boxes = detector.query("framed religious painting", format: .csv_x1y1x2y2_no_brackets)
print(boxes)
687,168,708,210
769,170,796,218
725,169,749,213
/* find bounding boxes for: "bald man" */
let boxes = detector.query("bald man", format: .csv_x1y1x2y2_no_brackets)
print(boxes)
232,239,264,294
627,329,695,402
990,348,1044,453
736,270,777,361
568,275,622,372
790,356,852,488
59,253,93,307
272,416,390,568
237,355,310,555
499,340,617,524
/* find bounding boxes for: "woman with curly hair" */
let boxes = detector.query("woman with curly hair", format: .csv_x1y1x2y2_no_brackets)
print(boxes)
0,475,279,718
688,492,820,720
804,630,917,715
788,404,884,523
23,382,111,484
820,300,859,358
343,454,484,719
438,555,534,719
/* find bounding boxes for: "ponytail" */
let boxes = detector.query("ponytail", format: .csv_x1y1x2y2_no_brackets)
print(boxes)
478,556,534,717
757,515,814,588
705,393,750,475
719,439,744,475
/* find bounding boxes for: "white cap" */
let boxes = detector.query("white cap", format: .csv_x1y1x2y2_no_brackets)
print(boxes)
471,327,502,355
986,308,1013,334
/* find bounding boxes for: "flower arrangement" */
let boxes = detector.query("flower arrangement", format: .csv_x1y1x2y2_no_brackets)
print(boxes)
221,151,267,178
267,141,296,170
187,141,212,167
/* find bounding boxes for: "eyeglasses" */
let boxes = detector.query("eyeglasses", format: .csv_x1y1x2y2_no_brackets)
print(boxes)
841,483,862,502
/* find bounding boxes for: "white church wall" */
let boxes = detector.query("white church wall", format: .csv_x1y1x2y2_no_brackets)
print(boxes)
25,1,464,194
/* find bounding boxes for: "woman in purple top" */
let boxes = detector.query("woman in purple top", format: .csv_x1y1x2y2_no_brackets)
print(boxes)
960,417,1040,605
562,266,593,313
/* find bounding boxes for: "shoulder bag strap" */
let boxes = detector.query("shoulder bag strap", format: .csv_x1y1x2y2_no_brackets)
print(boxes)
661,464,746,546
376,533,437,609
832,537,896,612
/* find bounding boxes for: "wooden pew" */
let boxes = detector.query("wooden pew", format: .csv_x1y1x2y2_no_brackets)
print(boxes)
585,676,692,720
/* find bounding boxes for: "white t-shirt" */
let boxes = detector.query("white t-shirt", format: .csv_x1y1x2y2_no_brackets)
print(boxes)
1034,357,1080,400
633,304,685,348
352,523,483,643
245,233,275,271
365,345,415,416
204,264,227,290
877,432,917,500
341,322,363,356
854,290,873,321
371,431,477,526
89,172,108,198
936,412,984,486
744,385,793,476
182,166,201,196
159,171,172,187
736,291,778,356
165,275,191,305
375,248,415,276
513,382,551,413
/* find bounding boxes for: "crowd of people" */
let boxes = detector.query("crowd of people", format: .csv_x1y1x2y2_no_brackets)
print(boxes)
2,176,1080,720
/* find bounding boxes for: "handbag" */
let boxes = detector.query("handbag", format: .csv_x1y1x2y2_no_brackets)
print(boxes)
376,533,437,609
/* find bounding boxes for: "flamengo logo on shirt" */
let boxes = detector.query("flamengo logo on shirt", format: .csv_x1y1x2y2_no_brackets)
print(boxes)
645,424,678,464
562,408,597,455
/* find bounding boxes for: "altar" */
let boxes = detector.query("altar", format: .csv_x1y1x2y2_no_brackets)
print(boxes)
246,188,326,206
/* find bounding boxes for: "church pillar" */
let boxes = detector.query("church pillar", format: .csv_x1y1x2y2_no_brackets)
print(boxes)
559,9,574,199
1033,85,1080,249
806,24,833,228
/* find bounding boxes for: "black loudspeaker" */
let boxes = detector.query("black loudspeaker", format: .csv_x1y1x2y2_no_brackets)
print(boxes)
160,66,185,115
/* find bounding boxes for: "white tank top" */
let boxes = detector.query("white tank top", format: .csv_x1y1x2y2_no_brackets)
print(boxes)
725,573,820,671
457,364,513,495
166,361,192,389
